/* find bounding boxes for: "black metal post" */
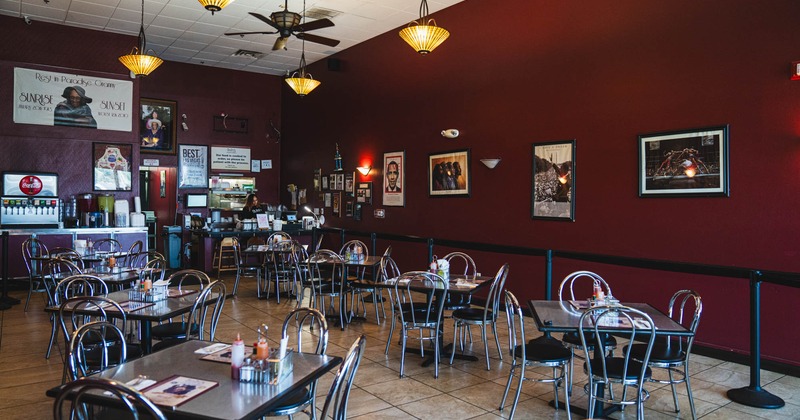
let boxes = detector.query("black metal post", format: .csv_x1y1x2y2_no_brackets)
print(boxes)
427,238,434,267
370,232,377,256
339,229,346,250
0,231,13,310
726,270,785,408
545,249,553,301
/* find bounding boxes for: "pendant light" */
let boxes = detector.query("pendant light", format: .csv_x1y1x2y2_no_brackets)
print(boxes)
197,0,235,15
119,0,163,77
399,0,450,54
285,0,320,96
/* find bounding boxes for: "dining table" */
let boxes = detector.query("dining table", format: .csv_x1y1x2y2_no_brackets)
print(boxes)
47,339,343,420
302,255,383,327
527,299,693,418
47,287,213,354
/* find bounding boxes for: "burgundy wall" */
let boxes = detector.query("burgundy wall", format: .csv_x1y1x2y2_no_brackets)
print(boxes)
0,15,282,224
281,0,800,365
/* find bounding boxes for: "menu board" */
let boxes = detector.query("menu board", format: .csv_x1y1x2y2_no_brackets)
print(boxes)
211,146,250,171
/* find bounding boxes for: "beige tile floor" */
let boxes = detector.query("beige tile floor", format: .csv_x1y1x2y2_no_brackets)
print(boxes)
0,274,797,419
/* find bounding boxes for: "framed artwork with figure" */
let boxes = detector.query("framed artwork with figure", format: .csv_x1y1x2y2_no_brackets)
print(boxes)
383,150,405,206
140,98,177,155
93,142,132,191
532,140,575,221
428,149,470,197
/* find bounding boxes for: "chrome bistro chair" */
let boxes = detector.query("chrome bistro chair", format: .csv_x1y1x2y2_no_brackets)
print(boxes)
579,305,656,419
627,289,703,420
150,280,227,352
22,236,49,311
319,334,367,420
500,290,572,420
54,377,166,420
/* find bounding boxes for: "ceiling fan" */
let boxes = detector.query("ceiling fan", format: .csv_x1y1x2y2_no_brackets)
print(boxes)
224,0,340,51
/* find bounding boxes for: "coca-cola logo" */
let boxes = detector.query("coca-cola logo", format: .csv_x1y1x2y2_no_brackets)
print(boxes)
19,175,43,196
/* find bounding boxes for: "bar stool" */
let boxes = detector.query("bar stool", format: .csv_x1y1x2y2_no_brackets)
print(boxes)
213,237,238,279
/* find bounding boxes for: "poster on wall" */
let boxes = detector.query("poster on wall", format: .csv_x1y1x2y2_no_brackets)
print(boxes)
93,143,132,191
210,146,251,171
383,150,405,206
13,67,133,131
178,144,208,189
532,140,575,221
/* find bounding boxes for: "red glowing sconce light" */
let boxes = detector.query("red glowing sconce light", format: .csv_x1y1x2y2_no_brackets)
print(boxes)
791,61,800,80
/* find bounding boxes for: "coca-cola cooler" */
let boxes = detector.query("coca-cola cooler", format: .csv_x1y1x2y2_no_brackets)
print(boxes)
1,172,60,228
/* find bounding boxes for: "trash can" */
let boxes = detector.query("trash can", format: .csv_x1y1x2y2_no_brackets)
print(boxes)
163,226,182,269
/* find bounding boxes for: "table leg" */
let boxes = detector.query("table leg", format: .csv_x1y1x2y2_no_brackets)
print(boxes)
141,321,152,354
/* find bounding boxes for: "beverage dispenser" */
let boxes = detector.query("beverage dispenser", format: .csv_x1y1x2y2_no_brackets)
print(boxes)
1,172,60,228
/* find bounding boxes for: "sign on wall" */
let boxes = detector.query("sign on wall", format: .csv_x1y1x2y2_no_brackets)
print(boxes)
13,67,133,131
211,146,251,171
178,144,209,189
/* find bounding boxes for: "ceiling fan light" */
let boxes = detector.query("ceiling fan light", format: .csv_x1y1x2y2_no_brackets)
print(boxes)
285,73,321,96
399,20,449,54
197,0,234,14
119,48,164,77
271,10,302,29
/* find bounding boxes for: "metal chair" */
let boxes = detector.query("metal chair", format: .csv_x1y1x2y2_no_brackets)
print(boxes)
627,290,703,419
450,263,509,370
319,334,367,420
119,240,143,266
54,377,167,420
166,269,211,290
500,290,572,420
381,255,405,355
579,305,656,419
151,280,227,352
92,238,122,253
44,258,83,359
22,236,49,311
261,308,329,420
306,250,350,330
264,239,295,302
66,319,127,382
393,271,449,378
349,245,389,324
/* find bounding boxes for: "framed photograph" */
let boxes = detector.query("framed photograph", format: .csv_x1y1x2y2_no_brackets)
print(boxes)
336,173,345,191
332,192,341,215
345,201,354,217
93,142,132,191
178,144,208,189
429,149,470,197
344,172,354,196
383,150,405,206
143,375,218,408
324,192,332,207
314,169,322,191
321,175,329,190
356,182,372,204
532,140,575,221
638,125,729,197
139,98,177,155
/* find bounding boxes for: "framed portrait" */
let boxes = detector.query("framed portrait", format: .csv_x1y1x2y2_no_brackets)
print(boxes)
356,182,372,204
92,142,132,191
638,125,729,197
383,150,405,206
532,140,575,221
332,192,341,215
345,201,354,217
140,98,177,155
428,149,470,197
321,175,329,190
336,173,345,191
178,144,208,189
314,169,322,191
344,172,354,196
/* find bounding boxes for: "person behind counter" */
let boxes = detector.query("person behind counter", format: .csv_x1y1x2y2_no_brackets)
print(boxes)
239,194,265,220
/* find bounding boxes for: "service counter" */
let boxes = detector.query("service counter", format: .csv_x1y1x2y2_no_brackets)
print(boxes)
0,227,148,279
188,225,313,272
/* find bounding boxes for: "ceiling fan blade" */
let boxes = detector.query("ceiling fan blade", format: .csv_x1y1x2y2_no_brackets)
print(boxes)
272,37,289,51
224,30,278,37
295,18,334,33
249,12,281,31
296,32,340,47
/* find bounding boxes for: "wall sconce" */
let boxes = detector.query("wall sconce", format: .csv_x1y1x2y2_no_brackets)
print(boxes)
357,166,372,176
792,61,800,80
480,158,501,169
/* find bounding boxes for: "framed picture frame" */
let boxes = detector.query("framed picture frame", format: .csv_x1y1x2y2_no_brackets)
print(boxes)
356,182,372,204
177,144,208,189
638,125,729,197
383,150,405,206
532,140,575,221
345,201,354,217
332,192,341,215
336,173,345,191
314,169,322,191
324,192,332,207
321,175,329,190
139,98,177,155
345,172,354,196
428,149,470,197
93,142,132,191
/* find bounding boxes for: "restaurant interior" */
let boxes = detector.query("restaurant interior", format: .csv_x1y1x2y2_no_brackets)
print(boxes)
1,0,799,419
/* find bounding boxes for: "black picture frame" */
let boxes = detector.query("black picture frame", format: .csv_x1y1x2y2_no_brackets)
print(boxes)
532,140,575,221
92,142,133,191
139,98,177,155
638,125,730,197
428,149,470,197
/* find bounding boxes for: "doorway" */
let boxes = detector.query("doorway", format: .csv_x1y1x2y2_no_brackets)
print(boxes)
138,167,177,254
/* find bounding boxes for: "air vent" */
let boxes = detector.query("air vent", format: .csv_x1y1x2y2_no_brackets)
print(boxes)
305,7,341,20
232,49,263,59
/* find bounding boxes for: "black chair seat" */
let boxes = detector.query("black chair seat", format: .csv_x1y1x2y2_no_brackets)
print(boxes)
150,322,199,340
265,386,311,414
514,343,571,363
401,308,442,324
452,307,491,321
587,357,652,381
444,294,471,310
563,331,617,349
628,343,685,364
84,343,143,363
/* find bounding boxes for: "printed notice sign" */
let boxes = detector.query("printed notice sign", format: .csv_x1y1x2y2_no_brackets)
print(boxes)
178,145,208,188
211,146,251,171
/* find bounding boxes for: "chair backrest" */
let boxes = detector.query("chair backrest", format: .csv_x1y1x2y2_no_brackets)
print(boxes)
44,258,83,305
66,319,127,382
578,305,656,389
307,249,346,288
311,234,324,253
93,238,122,253
666,289,703,354
22,236,49,276
281,307,329,355
120,240,144,266
394,271,449,326
504,290,526,358
443,251,477,277
482,264,510,321
54,377,167,420
558,270,613,313
130,250,166,268
339,240,369,259
382,245,392,258
267,232,292,246
246,236,266,248
379,255,401,283
143,257,167,281
319,334,367,420
166,269,211,290
185,280,227,341
54,275,109,304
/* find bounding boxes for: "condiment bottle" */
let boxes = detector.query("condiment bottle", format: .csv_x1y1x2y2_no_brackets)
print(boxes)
143,278,152,292
108,255,116,268
430,257,438,274
256,325,269,360
231,334,245,379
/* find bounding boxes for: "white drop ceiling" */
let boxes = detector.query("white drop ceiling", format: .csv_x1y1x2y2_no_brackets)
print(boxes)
0,0,464,75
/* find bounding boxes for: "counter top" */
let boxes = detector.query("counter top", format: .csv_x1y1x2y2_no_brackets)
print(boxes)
1,227,147,235
190,226,313,237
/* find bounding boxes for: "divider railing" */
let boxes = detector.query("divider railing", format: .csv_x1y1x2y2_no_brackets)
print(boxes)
312,226,795,409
